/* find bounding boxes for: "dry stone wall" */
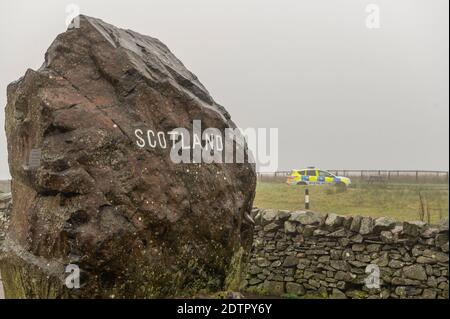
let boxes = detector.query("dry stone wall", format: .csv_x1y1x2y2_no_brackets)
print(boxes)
0,195,11,299
243,209,449,299
0,195,11,246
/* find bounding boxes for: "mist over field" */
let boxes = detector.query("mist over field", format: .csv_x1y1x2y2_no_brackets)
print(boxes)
1,0,448,177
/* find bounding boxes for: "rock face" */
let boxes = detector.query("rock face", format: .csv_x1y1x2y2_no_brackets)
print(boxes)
1,16,256,298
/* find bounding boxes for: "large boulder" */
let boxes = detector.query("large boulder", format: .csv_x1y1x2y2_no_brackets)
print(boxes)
1,15,256,298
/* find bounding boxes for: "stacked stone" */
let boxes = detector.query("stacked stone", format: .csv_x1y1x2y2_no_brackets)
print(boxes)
0,194,11,300
243,209,449,299
0,196,11,245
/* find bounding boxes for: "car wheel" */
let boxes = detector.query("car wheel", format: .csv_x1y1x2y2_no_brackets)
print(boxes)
297,182,307,186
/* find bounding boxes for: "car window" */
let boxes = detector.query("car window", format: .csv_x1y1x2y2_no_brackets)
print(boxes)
319,170,333,178
299,170,306,175
306,170,316,176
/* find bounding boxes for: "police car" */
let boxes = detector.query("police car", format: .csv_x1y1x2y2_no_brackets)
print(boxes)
286,167,351,187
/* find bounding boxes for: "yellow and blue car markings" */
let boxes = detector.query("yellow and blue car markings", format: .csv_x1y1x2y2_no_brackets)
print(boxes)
287,169,351,186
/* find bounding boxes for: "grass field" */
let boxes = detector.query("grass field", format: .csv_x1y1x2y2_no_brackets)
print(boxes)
254,182,449,224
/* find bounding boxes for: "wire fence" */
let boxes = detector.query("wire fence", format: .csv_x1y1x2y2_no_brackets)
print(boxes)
257,170,449,184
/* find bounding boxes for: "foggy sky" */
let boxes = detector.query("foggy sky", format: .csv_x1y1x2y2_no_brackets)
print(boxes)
0,0,448,178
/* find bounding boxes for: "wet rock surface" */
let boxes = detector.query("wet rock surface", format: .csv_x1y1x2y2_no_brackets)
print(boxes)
2,16,256,298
